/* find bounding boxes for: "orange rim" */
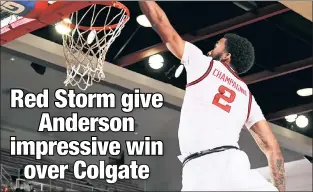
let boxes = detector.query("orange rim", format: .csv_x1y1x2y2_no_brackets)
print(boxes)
62,1,130,31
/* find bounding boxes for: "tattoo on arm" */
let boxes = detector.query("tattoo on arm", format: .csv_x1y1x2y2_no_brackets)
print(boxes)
269,154,286,191
249,124,286,192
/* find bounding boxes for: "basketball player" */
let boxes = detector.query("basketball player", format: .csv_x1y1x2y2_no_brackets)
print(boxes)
139,2,285,191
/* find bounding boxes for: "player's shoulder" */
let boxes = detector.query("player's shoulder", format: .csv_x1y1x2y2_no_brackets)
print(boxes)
181,41,209,65
184,41,202,55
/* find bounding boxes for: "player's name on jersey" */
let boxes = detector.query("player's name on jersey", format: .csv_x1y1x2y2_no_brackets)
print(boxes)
212,69,247,96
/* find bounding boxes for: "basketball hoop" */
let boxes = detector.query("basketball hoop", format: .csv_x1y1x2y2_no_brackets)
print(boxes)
61,1,130,91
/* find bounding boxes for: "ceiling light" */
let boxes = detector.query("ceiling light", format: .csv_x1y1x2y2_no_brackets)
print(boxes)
297,88,312,97
149,61,164,70
10,58,15,61
285,114,297,119
136,15,152,27
175,64,184,78
55,18,72,35
286,117,297,123
285,114,297,123
149,54,164,70
87,30,97,44
295,115,308,128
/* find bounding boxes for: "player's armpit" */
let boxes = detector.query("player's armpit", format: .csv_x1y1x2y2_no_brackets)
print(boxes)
138,2,185,59
249,120,286,192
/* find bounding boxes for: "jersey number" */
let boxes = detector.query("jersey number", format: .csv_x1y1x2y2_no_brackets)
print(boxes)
212,85,236,113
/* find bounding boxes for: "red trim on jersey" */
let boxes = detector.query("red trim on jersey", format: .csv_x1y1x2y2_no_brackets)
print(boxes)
186,59,214,88
246,92,253,120
221,62,245,83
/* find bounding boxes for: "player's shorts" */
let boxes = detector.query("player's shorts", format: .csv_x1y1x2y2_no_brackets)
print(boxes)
181,149,278,191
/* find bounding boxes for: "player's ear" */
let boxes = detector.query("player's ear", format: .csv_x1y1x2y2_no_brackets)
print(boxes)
225,53,231,60
221,53,231,62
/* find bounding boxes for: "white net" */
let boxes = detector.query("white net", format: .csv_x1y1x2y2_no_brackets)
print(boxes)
62,3,129,91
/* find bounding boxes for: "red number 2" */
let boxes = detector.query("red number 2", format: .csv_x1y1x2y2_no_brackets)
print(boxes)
212,85,236,113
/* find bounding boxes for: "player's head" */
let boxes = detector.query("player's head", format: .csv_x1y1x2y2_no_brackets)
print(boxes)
207,33,255,74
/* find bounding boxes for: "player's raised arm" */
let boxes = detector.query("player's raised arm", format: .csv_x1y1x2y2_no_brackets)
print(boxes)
138,2,185,60
245,97,286,192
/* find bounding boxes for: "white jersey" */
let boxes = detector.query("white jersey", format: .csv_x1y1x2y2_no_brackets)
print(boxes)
178,42,265,158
